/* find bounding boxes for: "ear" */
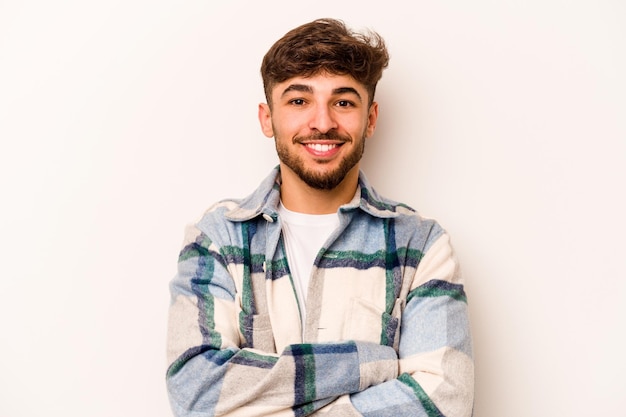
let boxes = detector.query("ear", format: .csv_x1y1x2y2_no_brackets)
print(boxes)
258,103,274,138
365,102,379,138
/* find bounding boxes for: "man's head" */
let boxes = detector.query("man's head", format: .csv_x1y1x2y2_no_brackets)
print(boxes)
258,19,389,196
261,18,389,108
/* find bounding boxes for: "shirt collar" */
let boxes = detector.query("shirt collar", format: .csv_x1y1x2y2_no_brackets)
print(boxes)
225,166,409,222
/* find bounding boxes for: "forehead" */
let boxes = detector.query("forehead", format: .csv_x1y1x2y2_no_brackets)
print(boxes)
273,73,367,98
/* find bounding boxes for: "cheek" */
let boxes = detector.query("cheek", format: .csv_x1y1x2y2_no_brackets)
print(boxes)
272,112,305,136
343,115,370,137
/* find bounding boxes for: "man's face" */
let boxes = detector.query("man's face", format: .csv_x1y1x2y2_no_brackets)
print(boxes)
258,73,378,190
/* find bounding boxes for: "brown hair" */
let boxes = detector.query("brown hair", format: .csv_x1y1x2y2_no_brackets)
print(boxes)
261,18,389,107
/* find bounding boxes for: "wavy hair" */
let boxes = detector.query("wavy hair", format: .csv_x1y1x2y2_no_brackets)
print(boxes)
261,18,389,107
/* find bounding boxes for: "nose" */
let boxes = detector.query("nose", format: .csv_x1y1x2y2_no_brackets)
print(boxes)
308,104,338,133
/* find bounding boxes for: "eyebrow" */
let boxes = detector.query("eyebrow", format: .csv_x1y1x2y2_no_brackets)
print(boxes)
332,87,362,102
280,84,363,102
281,84,313,96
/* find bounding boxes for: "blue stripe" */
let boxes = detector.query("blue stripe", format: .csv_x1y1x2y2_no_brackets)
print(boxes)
230,354,277,369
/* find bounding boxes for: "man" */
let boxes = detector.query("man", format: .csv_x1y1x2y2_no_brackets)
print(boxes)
166,18,474,417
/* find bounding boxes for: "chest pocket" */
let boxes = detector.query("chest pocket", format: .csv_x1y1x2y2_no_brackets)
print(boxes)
238,310,276,352
346,297,405,348
237,222,277,352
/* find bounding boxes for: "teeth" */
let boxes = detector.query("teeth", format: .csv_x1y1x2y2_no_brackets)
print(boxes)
307,144,337,152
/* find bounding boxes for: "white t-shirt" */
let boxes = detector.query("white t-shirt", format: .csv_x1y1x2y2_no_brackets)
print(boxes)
278,202,339,326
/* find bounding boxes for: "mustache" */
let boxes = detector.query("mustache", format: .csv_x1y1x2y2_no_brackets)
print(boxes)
293,131,351,144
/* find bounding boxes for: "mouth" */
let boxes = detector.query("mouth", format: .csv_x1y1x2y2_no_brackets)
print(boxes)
300,140,345,158
295,132,351,158
305,143,341,152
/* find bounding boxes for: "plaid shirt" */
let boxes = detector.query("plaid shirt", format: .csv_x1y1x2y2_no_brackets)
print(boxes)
166,167,474,416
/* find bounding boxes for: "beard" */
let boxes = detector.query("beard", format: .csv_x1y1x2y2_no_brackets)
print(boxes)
275,130,366,190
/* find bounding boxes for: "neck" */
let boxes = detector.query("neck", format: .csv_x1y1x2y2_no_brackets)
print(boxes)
279,166,359,214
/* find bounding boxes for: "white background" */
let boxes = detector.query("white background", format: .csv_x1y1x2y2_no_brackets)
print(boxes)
1,1,624,416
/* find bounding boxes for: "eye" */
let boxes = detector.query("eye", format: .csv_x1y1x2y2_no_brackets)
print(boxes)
336,100,354,107
289,98,306,106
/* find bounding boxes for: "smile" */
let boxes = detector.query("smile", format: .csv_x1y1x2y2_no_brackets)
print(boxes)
306,143,339,152
300,141,345,158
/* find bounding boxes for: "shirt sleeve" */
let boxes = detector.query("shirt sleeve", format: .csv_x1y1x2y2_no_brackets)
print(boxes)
347,232,475,417
166,224,399,417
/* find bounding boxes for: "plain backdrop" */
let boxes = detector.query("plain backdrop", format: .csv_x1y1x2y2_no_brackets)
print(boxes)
1,1,625,416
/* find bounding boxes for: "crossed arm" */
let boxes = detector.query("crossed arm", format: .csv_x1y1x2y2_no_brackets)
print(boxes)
166,227,473,416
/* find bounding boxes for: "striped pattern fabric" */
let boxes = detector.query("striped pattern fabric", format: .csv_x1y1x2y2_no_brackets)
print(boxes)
166,167,474,416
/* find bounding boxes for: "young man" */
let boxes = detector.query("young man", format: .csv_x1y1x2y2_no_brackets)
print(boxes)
166,18,474,417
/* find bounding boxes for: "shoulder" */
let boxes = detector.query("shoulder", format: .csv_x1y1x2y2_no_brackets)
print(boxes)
389,201,447,253
357,177,447,252
191,168,282,240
